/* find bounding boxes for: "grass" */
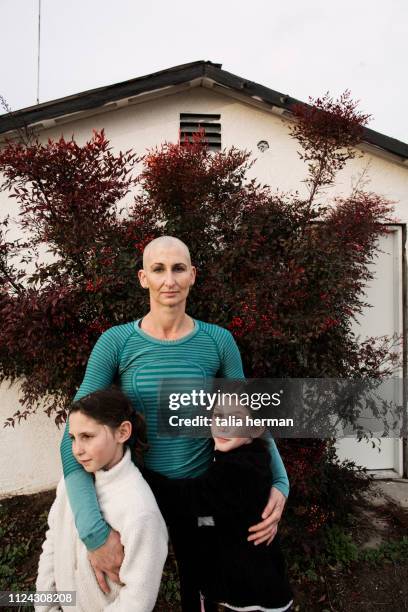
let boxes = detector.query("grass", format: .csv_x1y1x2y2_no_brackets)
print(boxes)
288,524,408,577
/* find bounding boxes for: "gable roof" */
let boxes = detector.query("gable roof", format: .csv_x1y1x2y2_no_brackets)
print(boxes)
1,60,407,164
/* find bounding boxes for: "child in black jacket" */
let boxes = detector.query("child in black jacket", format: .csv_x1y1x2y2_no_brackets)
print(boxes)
144,402,294,611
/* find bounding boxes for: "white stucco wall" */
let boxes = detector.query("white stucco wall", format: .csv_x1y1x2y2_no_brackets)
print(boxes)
0,84,407,495
0,381,63,498
1,86,407,221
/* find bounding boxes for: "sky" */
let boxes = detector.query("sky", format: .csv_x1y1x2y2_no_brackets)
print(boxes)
0,0,407,143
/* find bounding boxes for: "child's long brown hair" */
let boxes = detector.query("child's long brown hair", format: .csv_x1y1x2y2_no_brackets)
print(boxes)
69,386,148,466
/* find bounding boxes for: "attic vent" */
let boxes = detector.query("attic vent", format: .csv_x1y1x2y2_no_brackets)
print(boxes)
179,113,221,151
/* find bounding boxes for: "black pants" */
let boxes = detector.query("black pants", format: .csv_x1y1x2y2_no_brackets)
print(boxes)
168,517,218,612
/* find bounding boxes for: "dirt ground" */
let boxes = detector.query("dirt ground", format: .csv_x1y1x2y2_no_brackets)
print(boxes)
0,487,407,612
289,485,408,612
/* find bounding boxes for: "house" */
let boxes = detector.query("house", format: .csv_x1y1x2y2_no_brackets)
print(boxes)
0,60,407,496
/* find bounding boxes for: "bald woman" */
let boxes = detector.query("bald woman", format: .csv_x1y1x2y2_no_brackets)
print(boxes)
60,236,289,612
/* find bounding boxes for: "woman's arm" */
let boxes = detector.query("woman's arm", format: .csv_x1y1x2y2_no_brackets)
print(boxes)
248,435,289,545
60,327,125,550
264,434,289,498
218,328,245,379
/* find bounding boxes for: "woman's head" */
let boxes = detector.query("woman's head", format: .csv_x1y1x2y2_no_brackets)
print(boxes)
138,236,196,309
68,387,148,472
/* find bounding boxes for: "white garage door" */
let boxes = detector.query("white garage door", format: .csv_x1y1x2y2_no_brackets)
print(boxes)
335,227,404,476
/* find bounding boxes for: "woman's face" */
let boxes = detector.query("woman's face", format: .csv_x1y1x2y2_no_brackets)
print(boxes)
138,244,196,308
69,411,130,472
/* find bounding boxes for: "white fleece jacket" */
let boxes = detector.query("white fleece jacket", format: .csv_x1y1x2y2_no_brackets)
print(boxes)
35,448,168,612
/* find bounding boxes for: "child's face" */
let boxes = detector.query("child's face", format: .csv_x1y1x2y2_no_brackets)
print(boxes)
69,411,130,472
211,402,252,453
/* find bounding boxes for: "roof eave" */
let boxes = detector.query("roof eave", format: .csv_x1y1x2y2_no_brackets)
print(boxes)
0,60,407,164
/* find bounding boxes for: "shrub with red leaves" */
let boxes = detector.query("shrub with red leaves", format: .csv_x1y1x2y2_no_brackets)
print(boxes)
0,95,399,539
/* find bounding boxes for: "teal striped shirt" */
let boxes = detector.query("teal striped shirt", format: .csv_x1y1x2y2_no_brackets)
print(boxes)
60,319,289,550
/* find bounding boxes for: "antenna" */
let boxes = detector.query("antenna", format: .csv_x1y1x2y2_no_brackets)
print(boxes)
36,0,41,104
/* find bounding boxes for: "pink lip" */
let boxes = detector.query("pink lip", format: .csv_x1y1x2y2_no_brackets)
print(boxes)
162,291,178,294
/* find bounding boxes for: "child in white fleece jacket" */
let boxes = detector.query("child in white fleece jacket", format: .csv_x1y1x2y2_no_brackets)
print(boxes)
36,387,168,612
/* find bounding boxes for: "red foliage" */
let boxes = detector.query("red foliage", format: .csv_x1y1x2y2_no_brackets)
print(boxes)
290,91,371,206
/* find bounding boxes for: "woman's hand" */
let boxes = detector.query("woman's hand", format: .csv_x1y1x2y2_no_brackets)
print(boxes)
247,486,287,546
88,529,124,594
